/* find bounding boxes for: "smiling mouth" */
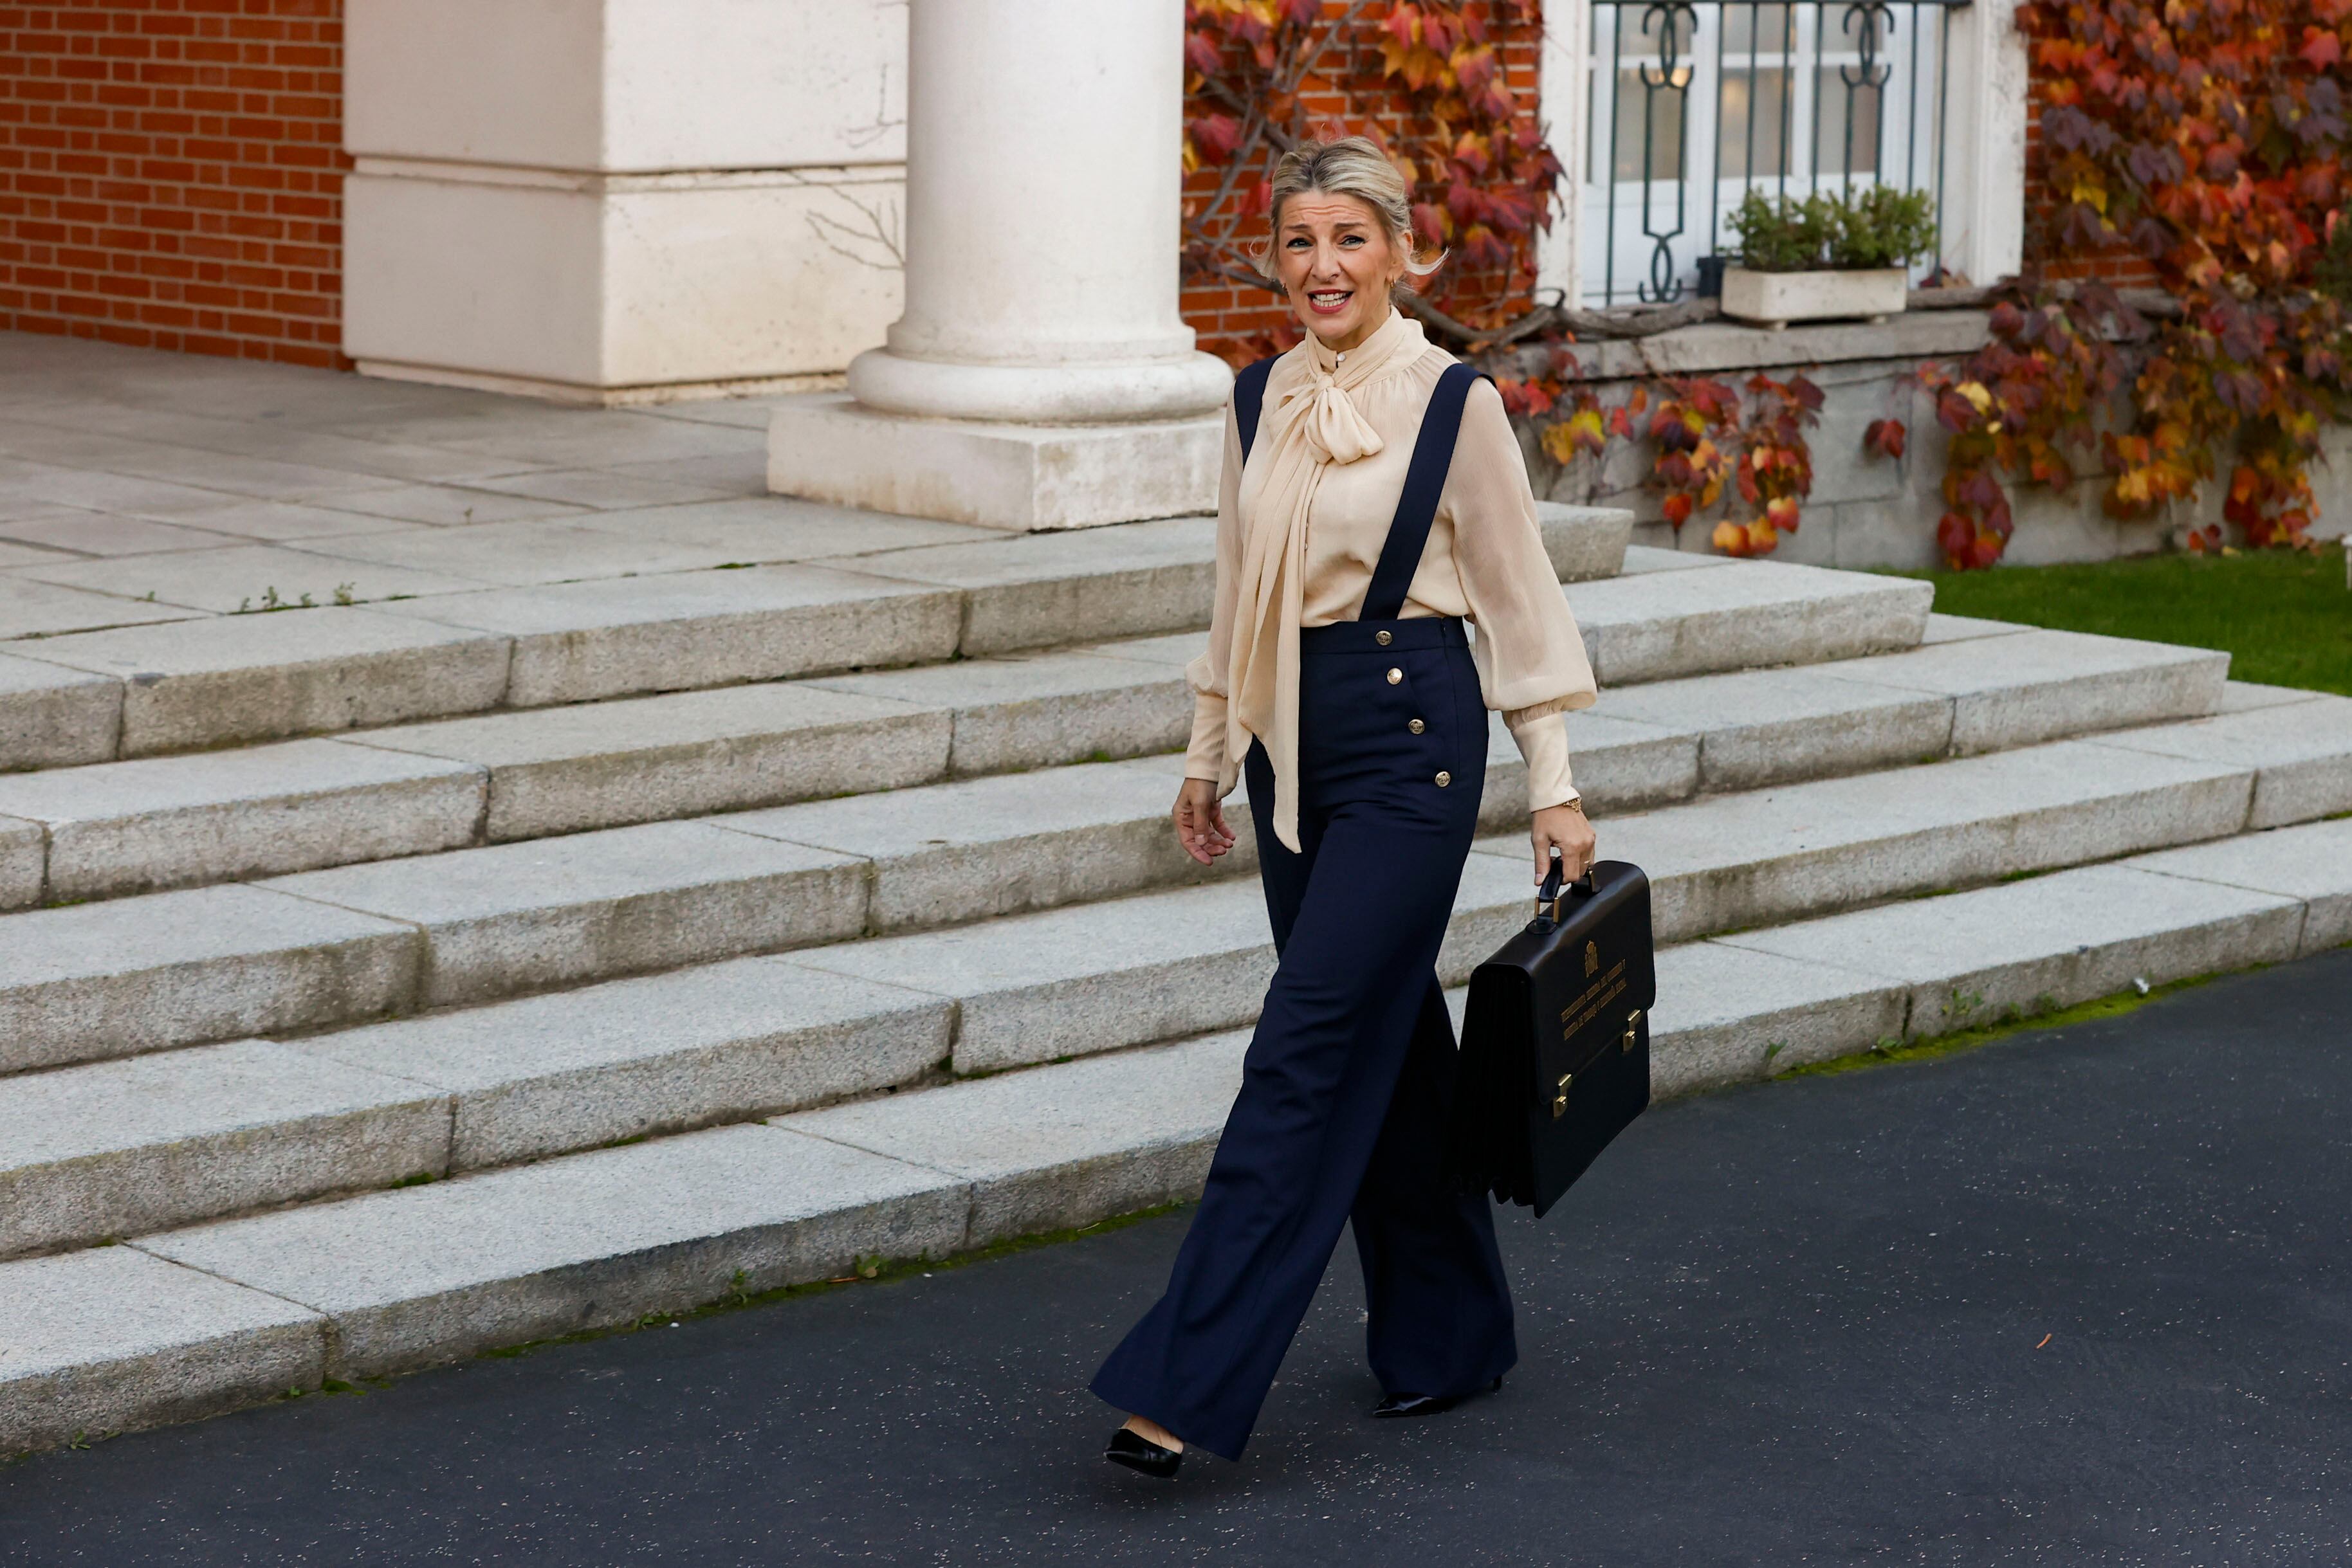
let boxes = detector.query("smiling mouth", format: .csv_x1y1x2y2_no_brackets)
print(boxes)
1307,289,1352,312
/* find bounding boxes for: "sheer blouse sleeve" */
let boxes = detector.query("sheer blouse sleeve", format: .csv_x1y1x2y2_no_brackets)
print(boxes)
1440,376,1599,810
1181,400,1246,788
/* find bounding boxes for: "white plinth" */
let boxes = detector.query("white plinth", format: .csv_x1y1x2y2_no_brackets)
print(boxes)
768,396,1221,533
342,0,908,401
847,346,1233,425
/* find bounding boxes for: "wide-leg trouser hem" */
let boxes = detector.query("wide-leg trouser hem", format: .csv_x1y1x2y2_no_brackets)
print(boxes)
1090,623,1514,1461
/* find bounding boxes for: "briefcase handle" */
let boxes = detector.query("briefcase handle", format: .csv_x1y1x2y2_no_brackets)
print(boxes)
1533,855,1597,934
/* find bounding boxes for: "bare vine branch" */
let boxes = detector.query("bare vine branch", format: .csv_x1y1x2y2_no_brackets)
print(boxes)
805,191,904,273
1397,291,1722,350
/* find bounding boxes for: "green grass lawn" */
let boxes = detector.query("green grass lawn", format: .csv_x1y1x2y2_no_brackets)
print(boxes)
1902,542,2352,697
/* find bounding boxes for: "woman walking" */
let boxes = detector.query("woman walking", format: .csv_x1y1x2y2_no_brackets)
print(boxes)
1095,136,1600,1476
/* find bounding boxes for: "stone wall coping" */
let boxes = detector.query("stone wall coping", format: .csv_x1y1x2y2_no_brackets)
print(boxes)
1502,307,1993,383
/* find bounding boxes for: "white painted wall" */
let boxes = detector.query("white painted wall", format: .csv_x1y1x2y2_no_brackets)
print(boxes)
1534,0,1588,311
602,1,907,169
1939,0,2030,287
345,173,608,388
1535,0,2028,300
347,0,906,170
344,0,909,401
603,172,907,384
345,0,607,170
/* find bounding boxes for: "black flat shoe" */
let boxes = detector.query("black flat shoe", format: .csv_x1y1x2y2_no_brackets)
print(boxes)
1373,1375,1503,1419
1104,1427,1184,1478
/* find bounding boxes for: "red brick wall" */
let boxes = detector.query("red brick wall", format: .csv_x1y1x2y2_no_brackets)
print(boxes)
0,0,347,370
2021,60,2157,286
1180,5,1549,366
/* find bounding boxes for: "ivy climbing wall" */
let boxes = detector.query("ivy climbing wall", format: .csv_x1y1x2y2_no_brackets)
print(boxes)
2023,62,2158,287
1177,1,1552,367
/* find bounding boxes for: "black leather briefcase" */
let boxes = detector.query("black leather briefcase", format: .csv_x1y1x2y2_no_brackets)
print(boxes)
1449,859,1655,1218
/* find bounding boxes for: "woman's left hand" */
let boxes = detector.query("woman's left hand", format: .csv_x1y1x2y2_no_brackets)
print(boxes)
1530,801,1595,884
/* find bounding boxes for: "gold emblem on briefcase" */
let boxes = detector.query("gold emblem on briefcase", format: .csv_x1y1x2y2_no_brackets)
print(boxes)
1583,940,1599,976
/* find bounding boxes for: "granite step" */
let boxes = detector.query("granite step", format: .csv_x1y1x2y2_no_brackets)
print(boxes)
2,682,2322,1077
10,813,2346,1455
787,735,2270,1079
0,617,2232,907
0,505,1628,761
1,722,2335,1258
0,1040,452,1259
1560,554,1931,685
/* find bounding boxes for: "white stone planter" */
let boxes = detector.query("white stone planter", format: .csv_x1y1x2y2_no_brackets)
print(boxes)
1721,266,1909,329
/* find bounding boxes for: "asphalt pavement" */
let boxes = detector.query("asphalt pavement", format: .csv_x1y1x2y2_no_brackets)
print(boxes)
5,948,2349,1567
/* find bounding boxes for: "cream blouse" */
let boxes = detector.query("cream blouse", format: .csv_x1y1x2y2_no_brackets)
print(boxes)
1183,309,1597,852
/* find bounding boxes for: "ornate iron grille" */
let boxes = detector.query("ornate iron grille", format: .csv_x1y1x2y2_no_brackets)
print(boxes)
1581,0,1968,307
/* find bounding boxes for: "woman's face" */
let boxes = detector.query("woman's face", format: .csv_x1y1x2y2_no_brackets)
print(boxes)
1275,190,1405,354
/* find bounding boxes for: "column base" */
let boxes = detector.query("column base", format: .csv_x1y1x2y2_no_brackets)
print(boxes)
850,345,1233,424
767,395,1223,532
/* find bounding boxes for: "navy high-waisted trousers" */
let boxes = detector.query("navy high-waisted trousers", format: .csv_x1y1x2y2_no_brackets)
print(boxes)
1090,615,1517,1461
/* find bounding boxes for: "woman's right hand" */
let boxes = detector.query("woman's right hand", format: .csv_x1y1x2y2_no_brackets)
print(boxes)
1173,778,1236,866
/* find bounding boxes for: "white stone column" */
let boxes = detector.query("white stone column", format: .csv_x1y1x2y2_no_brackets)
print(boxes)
1534,0,1592,312
1938,0,2030,287
767,0,1231,531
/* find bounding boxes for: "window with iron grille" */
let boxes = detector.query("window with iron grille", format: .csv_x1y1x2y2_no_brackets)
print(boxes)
1581,0,1966,307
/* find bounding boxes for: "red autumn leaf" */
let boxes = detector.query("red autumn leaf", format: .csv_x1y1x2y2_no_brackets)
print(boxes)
1453,44,1500,97
1189,113,1242,165
1936,511,1974,559
1864,418,1909,459
1484,188,1534,233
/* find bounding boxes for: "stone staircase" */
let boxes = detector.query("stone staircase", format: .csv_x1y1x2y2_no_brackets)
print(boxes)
5,502,2351,1456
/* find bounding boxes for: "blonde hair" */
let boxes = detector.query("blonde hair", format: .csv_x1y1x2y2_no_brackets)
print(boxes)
1256,134,1444,285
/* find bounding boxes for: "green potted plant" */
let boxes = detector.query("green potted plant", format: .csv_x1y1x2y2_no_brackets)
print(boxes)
1721,187,1938,328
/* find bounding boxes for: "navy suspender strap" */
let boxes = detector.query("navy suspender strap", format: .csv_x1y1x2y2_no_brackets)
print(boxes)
1232,353,1486,621
1233,355,1277,464
1361,360,1486,622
